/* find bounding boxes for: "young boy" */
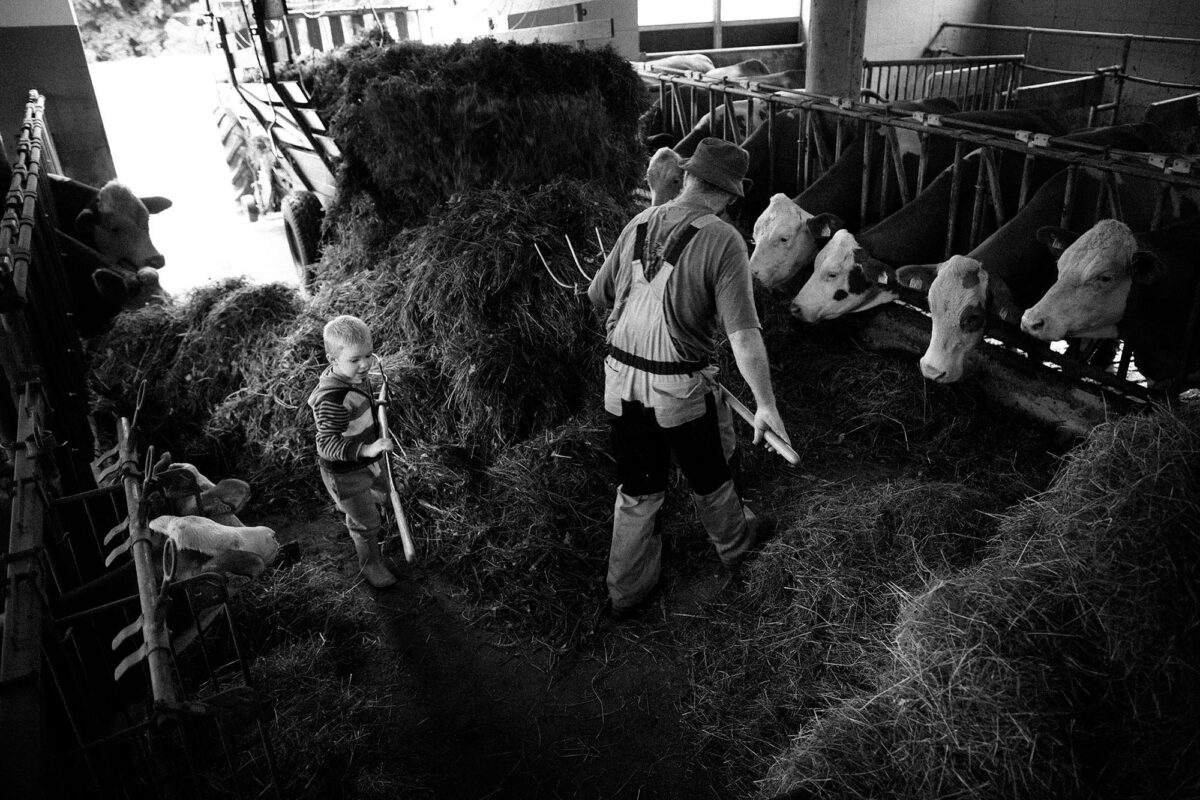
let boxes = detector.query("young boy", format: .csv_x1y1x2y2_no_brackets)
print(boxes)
307,315,398,588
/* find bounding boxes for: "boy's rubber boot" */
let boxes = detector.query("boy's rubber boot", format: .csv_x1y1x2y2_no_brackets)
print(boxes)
350,532,398,588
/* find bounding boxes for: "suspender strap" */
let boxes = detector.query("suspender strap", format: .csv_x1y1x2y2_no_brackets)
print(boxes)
633,222,649,265
664,222,704,264
607,343,709,375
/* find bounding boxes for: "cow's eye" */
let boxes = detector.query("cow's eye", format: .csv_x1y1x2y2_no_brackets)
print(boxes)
1096,272,1114,283
779,237,789,244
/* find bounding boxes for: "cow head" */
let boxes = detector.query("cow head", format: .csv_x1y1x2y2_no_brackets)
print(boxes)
75,180,171,272
748,194,843,288
705,101,770,140
1021,219,1162,341
647,147,685,206
791,229,896,323
899,256,1020,383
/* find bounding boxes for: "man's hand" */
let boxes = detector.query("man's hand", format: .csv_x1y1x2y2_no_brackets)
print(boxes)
361,437,394,459
753,405,790,452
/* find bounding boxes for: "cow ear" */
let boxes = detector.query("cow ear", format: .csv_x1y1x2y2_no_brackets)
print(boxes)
75,207,97,234
896,264,938,291
855,251,892,283
984,272,1021,323
1130,249,1164,284
141,196,172,215
1036,226,1079,258
806,212,845,240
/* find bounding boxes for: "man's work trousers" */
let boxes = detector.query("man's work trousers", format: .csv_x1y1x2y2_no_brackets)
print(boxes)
606,394,755,610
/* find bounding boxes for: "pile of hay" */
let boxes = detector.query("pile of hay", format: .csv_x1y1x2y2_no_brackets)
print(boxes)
684,479,1010,795
89,279,303,454
763,406,1200,800
90,177,629,508
423,410,615,647
305,37,644,229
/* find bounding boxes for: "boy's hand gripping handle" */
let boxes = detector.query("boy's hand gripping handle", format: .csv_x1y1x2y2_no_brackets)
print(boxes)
376,381,417,563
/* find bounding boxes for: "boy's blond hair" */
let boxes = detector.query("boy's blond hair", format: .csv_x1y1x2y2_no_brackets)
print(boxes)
323,315,372,357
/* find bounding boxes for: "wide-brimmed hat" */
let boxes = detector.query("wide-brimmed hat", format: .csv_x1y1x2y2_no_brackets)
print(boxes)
678,137,751,197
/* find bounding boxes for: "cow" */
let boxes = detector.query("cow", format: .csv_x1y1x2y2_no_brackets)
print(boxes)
892,123,1190,382
1020,217,1200,387
47,173,172,336
646,147,685,206
646,100,772,205
786,121,1164,325
639,70,806,152
704,58,770,81
633,53,716,79
749,194,844,287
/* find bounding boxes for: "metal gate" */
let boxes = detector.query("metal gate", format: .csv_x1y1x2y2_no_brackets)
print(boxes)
0,91,280,800
637,68,1200,407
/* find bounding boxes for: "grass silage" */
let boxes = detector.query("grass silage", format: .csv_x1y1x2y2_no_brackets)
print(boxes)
759,406,1200,800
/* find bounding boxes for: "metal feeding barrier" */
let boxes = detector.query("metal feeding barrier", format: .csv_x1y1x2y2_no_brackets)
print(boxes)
636,67,1200,407
0,91,280,799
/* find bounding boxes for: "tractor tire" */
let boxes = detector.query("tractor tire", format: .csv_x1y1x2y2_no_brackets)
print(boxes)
283,191,323,292
215,107,255,201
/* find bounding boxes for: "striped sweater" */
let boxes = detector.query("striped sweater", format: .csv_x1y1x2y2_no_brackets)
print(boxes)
307,367,382,473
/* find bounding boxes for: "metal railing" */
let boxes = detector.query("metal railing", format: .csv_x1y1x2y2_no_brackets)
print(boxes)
862,54,1025,111
929,22,1200,123
0,91,280,799
637,69,1200,403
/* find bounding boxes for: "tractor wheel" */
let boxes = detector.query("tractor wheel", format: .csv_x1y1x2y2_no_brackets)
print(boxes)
283,191,323,292
215,107,255,201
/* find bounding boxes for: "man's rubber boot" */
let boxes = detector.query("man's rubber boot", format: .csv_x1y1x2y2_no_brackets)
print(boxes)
350,532,398,588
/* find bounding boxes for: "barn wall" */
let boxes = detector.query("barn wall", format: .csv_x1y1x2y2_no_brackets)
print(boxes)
983,0,1200,117
0,0,114,185
864,0,992,61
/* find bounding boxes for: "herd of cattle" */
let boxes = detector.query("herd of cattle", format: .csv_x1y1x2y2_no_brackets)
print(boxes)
637,56,1200,392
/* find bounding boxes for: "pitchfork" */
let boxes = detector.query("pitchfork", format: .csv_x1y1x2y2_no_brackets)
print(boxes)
369,355,417,563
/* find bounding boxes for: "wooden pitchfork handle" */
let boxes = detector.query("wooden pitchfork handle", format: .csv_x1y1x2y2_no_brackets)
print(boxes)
376,382,417,563
719,385,800,465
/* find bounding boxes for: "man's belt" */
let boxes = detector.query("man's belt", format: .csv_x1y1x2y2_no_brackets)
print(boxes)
607,343,709,375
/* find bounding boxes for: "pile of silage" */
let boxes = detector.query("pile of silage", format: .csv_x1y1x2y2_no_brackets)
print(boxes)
303,37,644,229
88,279,303,453
763,406,1200,800
684,479,1009,795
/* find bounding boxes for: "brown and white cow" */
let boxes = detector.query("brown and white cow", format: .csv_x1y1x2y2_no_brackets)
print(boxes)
48,173,172,335
790,229,899,322
1020,217,1200,386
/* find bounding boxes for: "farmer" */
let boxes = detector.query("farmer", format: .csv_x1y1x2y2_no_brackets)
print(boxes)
588,137,791,622
307,314,398,589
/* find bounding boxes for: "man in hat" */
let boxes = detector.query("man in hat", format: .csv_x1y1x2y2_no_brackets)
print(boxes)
588,137,791,622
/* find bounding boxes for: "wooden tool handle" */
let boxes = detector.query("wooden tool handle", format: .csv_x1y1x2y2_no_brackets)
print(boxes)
719,386,800,465
376,391,416,562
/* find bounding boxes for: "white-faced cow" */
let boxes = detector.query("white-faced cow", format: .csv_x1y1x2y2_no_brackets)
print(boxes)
1021,217,1200,387
748,194,845,287
48,173,172,335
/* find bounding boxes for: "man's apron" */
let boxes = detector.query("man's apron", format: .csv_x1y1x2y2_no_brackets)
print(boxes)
601,214,751,609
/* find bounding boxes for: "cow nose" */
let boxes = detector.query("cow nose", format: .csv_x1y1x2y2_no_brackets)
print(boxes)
146,254,166,269
919,358,947,383
1021,311,1044,333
